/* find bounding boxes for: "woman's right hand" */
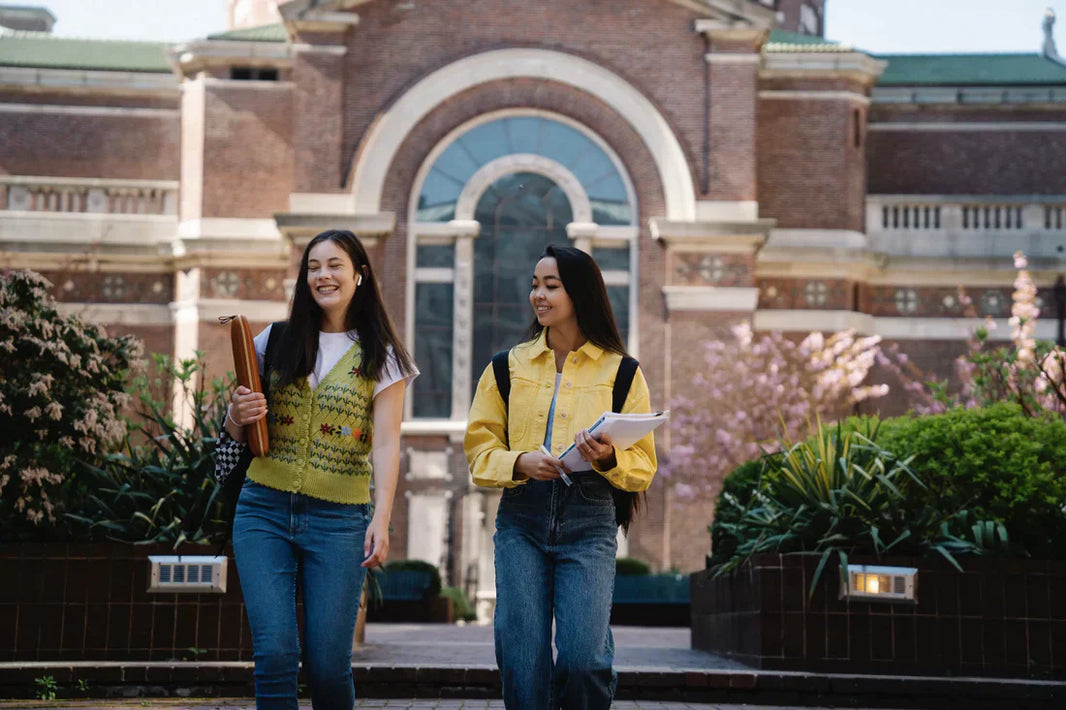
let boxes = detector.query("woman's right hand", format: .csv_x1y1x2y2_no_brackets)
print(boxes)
229,385,267,426
513,451,569,481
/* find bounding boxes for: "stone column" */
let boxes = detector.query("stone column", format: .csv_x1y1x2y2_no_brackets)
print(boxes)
650,216,773,572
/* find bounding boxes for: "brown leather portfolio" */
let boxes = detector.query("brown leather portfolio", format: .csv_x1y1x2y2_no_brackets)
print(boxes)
223,315,269,457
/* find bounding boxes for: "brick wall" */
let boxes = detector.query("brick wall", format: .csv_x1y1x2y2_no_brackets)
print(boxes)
757,93,866,230
200,82,294,219
0,108,179,180
709,60,759,201
868,124,1066,195
292,46,346,194
332,0,706,196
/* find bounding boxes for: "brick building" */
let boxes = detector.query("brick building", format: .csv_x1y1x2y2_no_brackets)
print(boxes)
2,0,1065,587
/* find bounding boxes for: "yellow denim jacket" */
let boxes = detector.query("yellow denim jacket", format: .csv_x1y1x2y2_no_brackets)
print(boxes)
465,330,657,491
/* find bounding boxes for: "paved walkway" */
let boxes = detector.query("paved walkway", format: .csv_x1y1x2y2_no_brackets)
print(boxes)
2,624,1060,708
0,701,905,709
353,624,750,671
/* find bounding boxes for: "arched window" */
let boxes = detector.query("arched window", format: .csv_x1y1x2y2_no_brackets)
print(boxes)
408,113,637,421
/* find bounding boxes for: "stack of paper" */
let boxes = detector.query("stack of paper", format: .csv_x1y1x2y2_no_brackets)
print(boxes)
558,410,669,472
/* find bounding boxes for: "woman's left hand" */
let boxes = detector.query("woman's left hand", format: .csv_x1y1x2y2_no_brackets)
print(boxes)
574,429,616,470
362,514,390,568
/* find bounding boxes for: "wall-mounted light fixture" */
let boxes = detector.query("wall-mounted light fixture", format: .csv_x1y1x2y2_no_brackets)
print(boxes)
840,564,917,603
148,555,227,594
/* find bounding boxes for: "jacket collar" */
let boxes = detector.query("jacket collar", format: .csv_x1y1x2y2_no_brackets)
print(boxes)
530,328,605,361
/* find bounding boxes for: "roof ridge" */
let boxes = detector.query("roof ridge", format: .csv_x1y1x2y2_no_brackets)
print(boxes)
875,51,1045,58
0,28,168,44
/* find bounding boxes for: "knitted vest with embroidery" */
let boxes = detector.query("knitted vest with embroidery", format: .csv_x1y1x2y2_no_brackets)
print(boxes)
246,340,375,504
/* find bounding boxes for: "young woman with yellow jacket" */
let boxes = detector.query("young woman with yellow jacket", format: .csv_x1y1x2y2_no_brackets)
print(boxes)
465,244,657,709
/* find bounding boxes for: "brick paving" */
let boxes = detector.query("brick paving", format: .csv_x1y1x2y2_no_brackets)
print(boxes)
0,702,902,710
1,624,1061,708
353,624,750,671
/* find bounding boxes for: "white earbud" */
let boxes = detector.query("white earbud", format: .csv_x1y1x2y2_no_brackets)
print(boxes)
356,273,363,286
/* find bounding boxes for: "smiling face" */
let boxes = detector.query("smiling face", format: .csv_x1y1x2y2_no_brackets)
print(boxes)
306,239,359,328
529,256,576,330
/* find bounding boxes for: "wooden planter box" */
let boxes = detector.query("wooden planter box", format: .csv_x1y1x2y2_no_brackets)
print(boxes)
0,543,253,661
691,553,1066,679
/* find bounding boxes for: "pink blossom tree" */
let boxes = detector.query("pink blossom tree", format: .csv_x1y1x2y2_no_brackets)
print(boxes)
662,324,887,501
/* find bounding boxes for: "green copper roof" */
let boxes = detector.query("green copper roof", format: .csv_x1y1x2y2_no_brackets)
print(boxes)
0,30,170,72
207,23,287,42
875,53,1066,86
765,29,850,53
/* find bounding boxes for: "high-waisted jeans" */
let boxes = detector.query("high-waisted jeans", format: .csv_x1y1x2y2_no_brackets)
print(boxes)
493,473,619,710
233,479,369,710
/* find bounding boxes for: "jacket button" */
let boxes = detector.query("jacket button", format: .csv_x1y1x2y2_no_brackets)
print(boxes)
564,382,572,389
560,412,568,419
571,356,579,364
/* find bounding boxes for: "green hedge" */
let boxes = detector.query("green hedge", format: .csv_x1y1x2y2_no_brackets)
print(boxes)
615,557,651,576
382,559,442,598
877,403,1066,558
710,404,1066,566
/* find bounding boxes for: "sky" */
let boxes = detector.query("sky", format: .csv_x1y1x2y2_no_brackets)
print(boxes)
26,0,1066,55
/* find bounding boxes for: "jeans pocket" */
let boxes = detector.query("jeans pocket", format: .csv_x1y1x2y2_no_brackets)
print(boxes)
501,485,527,501
574,476,614,506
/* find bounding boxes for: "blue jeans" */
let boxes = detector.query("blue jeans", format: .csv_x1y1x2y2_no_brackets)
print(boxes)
233,480,369,710
493,473,619,710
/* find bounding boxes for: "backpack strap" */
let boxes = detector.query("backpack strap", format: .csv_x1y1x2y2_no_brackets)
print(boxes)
612,356,639,413
262,320,286,396
492,350,511,406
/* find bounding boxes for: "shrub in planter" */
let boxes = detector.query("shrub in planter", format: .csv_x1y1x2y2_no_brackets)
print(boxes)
615,557,651,576
877,402,1066,559
708,456,772,568
382,559,443,599
710,421,987,596
65,353,233,546
440,586,477,622
0,270,141,538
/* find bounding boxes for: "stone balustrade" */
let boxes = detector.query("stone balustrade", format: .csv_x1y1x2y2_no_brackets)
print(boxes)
0,175,178,215
866,195,1066,259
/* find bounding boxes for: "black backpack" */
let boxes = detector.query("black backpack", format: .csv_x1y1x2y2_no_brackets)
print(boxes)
490,350,642,532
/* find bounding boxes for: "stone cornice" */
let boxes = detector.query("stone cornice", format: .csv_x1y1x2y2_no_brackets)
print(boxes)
274,211,394,246
0,65,178,98
278,0,361,36
663,285,760,312
761,52,886,87
168,39,292,77
650,217,774,252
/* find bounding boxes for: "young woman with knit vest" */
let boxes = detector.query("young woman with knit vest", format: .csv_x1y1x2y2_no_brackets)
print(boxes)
465,244,658,709
225,229,417,710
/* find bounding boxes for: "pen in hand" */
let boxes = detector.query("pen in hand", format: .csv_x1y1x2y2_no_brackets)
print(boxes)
539,445,572,486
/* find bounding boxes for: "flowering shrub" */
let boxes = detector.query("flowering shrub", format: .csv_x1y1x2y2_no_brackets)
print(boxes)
879,251,1066,418
0,270,141,532
663,325,887,500
66,353,233,546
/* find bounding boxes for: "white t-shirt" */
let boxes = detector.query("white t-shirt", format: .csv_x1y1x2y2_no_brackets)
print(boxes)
253,324,417,397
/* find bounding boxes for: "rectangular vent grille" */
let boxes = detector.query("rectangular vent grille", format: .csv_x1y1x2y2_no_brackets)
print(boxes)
148,555,227,594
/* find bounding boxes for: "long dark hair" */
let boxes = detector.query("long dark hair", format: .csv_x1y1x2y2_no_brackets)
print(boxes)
273,229,415,390
523,244,628,357
524,244,643,532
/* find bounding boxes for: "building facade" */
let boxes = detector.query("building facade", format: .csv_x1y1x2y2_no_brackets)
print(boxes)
2,0,1065,587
